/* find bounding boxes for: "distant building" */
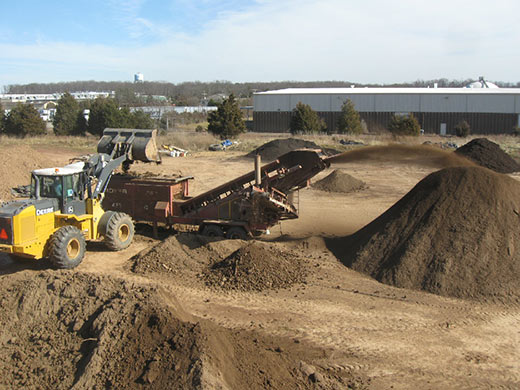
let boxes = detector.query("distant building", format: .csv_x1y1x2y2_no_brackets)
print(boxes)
134,72,144,83
253,87,520,135
129,106,217,120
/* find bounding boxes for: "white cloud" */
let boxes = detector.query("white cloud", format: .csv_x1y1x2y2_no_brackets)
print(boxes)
1,0,519,85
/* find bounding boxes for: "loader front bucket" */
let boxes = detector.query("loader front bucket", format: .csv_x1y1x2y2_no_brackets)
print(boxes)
97,128,161,163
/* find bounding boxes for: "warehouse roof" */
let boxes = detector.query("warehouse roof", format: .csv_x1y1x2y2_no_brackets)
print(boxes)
255,88,520,95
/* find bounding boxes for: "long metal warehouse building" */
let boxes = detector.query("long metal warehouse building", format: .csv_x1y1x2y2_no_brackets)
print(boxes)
253,88,520,135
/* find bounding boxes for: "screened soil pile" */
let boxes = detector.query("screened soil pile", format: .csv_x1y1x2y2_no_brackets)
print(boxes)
247,138,339,161
455,138,520,173
312,169,366,193
327,166,520,302
202,242,308,291
131,233,244,282
0,270,348,390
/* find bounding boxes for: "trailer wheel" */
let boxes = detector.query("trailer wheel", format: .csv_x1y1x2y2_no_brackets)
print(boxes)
201,224,224,237
104,212,134,251
226,227,248,240
48,226,86,269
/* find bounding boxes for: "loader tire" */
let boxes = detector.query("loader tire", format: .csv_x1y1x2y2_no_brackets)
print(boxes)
226,227,248,240
104,212,134,251
201,224,224,237
48,226,86,269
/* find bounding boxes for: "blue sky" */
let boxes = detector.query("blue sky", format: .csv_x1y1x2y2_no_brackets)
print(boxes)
1,0,519,87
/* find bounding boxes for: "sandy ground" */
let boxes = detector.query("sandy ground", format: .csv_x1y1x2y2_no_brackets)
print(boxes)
1,146,520,389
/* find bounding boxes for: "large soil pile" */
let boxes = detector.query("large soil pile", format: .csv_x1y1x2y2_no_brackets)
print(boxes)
0,145,69,201
0,270,343,390
312,169,366,193
247,138,338,161
455,138,520,173
202,242,307,291
327,166,520,302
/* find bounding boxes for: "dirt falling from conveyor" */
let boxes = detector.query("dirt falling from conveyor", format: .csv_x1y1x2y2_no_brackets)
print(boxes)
326,144,475,169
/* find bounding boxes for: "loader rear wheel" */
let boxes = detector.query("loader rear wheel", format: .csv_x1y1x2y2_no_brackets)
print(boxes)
104,212,134,251
201,224,224,237
226,227,248,240
48,226,86,269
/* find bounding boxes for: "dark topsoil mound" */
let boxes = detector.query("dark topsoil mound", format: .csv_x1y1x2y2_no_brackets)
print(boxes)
455,138,520,173
312,169,366,193
0,270,352,390
327,166,520,302
132,235,308,292
247,138,339,161
202,242,307,291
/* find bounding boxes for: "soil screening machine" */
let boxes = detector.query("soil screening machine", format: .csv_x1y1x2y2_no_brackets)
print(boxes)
104,149,330,239
0,129,160,268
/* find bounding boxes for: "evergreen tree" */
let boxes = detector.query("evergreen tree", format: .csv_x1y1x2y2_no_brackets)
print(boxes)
337,99,363,134
87,97,125,136
290,102,326,134
4,103,46,137
53,92,83,135
130,110,155,129
0,102,5,134
207,94,246,139
387,113,420,136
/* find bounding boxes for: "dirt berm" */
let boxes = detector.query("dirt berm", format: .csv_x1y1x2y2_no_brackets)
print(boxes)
455,138,520,173
247,138,339,161
0,270,356,390
326,166,520,303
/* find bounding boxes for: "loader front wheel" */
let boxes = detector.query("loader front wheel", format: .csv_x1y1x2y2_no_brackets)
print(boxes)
48,226,86,269
201,224,224,237
226,227,248,240
104,212,134,251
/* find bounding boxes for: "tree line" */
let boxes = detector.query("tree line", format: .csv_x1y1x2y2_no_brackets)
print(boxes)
0,93,155,137
6,78,518,106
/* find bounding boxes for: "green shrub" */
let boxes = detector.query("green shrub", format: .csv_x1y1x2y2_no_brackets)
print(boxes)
454,120,470,137
387,113,420,136
512,126,520,136
290,102,327,134
4,103,46,137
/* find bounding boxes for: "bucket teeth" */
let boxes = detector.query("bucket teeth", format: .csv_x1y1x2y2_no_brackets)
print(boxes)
97,128,161,163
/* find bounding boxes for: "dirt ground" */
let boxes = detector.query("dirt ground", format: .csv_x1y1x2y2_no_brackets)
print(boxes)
1,140,519,389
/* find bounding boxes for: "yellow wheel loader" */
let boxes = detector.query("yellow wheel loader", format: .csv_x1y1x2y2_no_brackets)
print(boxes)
0,129,160,269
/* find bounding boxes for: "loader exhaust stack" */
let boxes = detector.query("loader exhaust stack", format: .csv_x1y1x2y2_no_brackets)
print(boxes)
97,128,161,163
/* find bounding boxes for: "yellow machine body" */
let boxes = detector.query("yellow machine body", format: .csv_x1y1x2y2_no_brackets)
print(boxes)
0,199,105,260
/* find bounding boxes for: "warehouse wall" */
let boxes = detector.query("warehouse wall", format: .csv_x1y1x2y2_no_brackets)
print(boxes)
253,111,519,135
254,92,520,114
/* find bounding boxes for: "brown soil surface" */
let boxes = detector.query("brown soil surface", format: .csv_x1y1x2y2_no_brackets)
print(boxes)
0,270,357,390
1,136,520,389
327,166,520,303
247,138,339,161
312,169,366,193
202,242,307,291
455,137,520,173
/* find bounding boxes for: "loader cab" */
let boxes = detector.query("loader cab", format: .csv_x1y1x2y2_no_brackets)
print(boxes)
31,163,88,216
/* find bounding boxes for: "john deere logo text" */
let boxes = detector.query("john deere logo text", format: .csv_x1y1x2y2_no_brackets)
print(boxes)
36,207,54,216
